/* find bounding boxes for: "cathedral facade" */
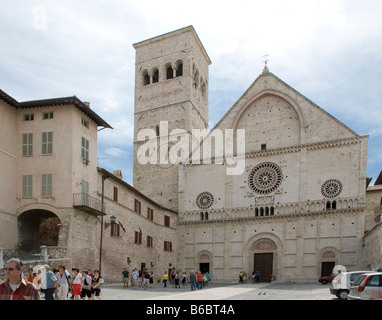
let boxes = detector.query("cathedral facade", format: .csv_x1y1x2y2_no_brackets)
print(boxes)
132,26,379,283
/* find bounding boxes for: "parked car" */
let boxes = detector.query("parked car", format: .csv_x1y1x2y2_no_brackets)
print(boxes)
348,272,382,300
330,271,372,300
319,273,337,284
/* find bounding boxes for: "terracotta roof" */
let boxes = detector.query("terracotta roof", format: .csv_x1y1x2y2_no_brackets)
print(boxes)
375,170,382,185
0,90,112,129
0,89,19,107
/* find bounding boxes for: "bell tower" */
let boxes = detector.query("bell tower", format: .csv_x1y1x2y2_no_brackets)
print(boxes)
132,26,211,211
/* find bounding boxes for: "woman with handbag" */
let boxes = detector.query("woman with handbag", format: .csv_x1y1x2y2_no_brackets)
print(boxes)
90,270,102,300
80,270,92,300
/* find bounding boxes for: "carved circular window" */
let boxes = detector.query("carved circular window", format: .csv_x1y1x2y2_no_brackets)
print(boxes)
196,192,214,209
248,162,283,195
321,179,342,198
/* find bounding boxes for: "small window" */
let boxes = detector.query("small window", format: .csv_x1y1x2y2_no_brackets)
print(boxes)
143,71,150,85
81,118,89,128
42,112,54,120
134,199,141,214
22,175,33,198
22,133,33,156
111,222,120,237
261,144,267,151
24,114,34,121
164,215,170,227
166,66,173,79
42,132,53,155
42,174,52,197
152,69,159,83
164,241,172,252
176,63,183,77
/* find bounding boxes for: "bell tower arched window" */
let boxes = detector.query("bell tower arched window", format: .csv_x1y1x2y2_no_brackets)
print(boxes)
152,69,159,83
176,62,183,77
166,66,174,79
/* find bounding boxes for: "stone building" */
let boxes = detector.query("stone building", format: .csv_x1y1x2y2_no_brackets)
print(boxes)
1,25,381,283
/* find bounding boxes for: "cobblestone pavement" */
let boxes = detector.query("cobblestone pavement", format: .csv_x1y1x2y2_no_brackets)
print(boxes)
99,282,334,300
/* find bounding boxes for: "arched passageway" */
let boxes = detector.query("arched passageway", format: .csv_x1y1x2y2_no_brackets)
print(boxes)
18,209,60,252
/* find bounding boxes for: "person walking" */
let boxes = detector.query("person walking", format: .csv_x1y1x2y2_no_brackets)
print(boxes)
71,268,82,300
142,269,150,289
163,271,168,287
90,270,102,300
122,268,129,288
80,270,92,300
174,272,180,288
44,265,59,300
255,271,261,283
56,265,71,300
196,271,204,289
189,270,196,291
0,258,40,300
132,268,139,288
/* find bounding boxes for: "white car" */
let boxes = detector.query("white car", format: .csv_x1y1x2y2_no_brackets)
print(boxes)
330,271,372,300
348,272,382,300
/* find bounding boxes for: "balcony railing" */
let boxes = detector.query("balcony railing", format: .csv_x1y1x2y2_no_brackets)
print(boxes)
73,193,105,216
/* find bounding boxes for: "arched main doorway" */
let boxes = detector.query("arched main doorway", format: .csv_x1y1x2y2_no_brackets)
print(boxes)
18,209,61,252
249,238,278,282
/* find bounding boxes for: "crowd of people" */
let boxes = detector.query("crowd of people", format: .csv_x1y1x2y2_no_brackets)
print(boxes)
0,258,103,300
121,268,210,291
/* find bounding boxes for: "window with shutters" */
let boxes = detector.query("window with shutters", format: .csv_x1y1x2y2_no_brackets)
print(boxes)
113,186,118,202
111,222,120,237
81,137,89,160
134,199,141,214
42,132,53,155
164,215,170,227
134,231,142,244
22,133,33,156
147,236,153,247
42,174,52,197
164,241,172,252
147,208,154,221
22,175,33,198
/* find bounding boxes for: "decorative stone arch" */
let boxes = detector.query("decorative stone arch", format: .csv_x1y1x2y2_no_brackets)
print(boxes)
244,233,283,282
319,246,340,277
141,69,150,85
232,89,307,133
197,250,213,277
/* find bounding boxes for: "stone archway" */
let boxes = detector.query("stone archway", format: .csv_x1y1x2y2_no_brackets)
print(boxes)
245,234,283,282
18,209,61,252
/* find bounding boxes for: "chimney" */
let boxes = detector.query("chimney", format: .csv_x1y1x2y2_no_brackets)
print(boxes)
113,170,123,180
83,102,90,108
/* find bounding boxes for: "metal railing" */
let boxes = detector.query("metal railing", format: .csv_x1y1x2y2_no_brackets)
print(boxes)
73,192,104,214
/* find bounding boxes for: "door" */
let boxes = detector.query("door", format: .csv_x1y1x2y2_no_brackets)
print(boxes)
199,263,209,274
321,262,335,277
254,253,273,282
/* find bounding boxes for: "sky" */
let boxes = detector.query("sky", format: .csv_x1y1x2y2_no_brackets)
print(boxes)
1,0,381,185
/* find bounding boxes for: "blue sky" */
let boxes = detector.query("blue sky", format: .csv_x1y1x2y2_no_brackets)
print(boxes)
1,0,381,185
